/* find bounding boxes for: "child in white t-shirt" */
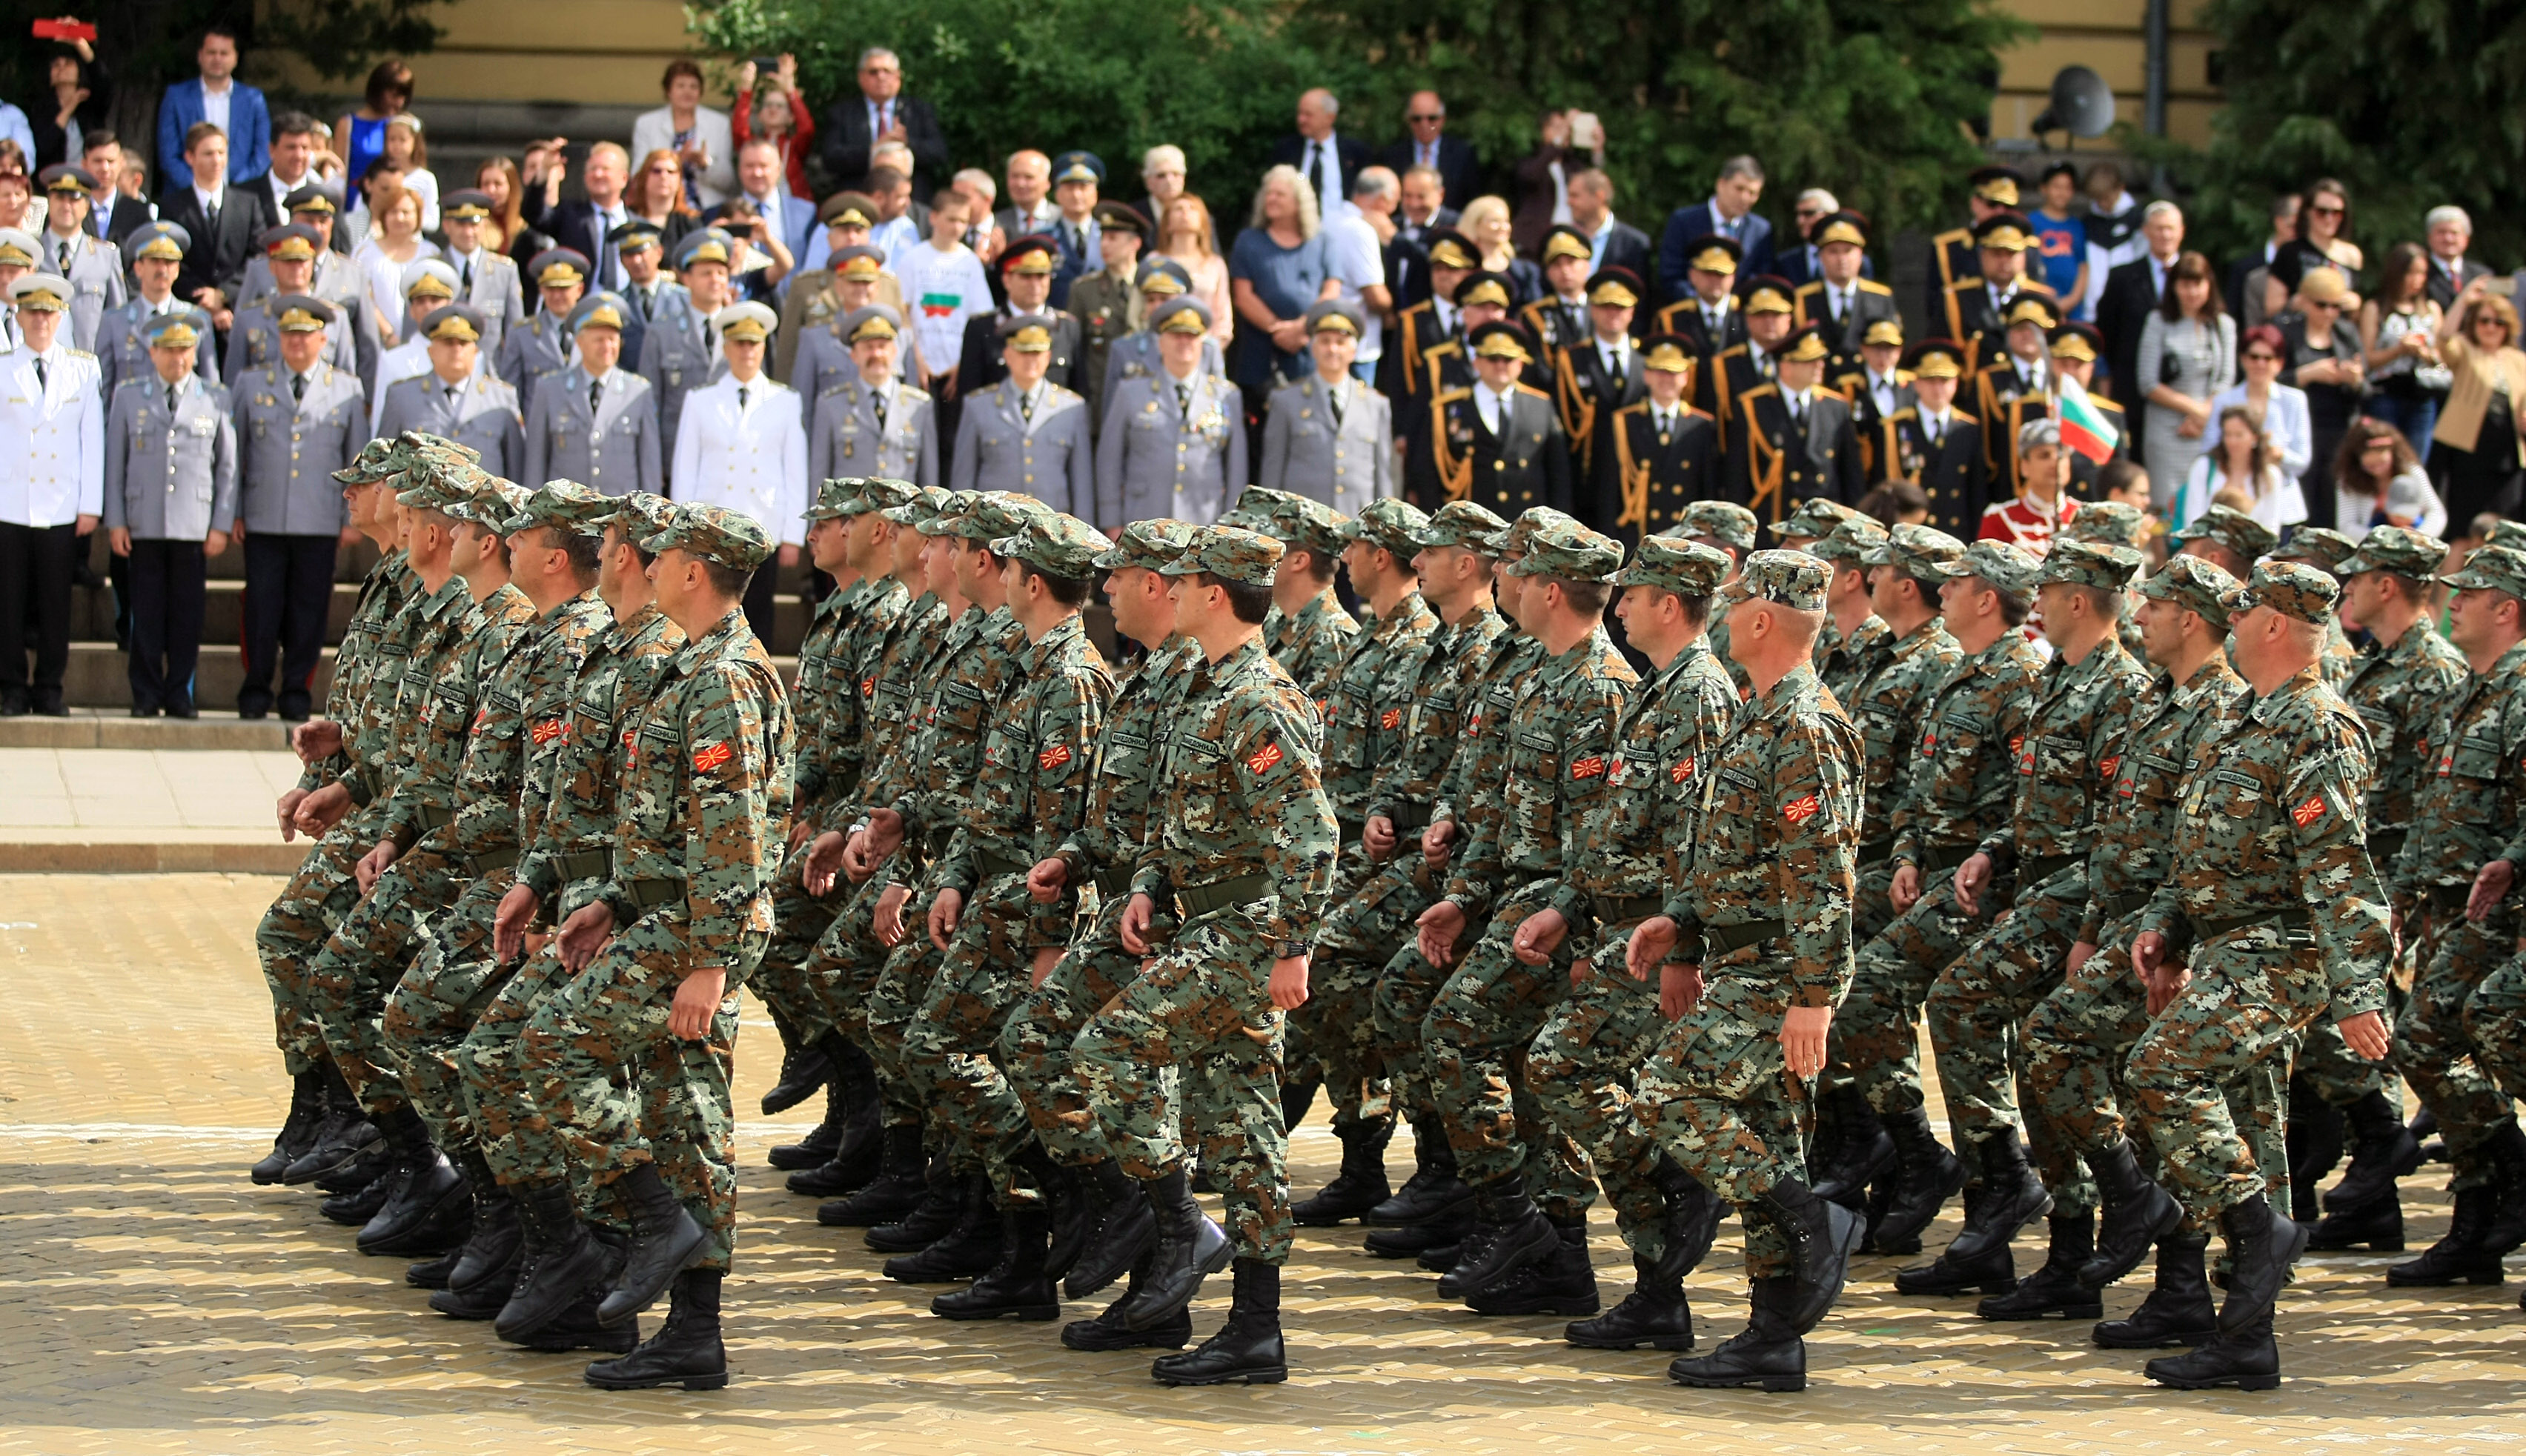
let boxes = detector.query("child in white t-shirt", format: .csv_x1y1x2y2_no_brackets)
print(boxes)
891,187,994,393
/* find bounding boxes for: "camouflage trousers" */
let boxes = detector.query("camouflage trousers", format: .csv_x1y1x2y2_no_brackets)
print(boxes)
1003,889,1162,1168
460,940,577,1190
519,908,759,1271
1526,922,1673,1254
382,864,521,1154
1924,880,2094,1209
2126,925,2325,1224
2466,948,2526,1104
2021,913,2158,1203
1835,865,1989,1117
1424,880,1594,1214
750,842,846,1049
1631,958,1811,1280
801,866,923,1132
254,817,374,1076
2394,908,2518,1191
1325,847,1448,1123
1073,900,1291,1264
1853,857,1900,944
1290,842,1425,1132
901,871,1055,1207
309,840,469,1117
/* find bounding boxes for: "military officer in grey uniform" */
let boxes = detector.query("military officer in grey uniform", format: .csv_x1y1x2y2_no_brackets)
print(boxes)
98,225,218,401
498,247,589,400
370,260,463,433
809,303,938,487
225,226,357,385
1095,295,1247,529
639,229,737,470
792,245,891,436
236,187,378,386
33,166,125,353
102,307,238,717
228,292,364,720
950,313,1094,515
1099,259,1224,429
438,189,528,363
1259,299,1394,516
607,219,675,369
374,305,526,476
525,291,664,496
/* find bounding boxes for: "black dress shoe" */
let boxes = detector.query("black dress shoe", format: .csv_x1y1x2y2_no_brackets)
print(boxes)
164,700,199,719
130,705,160,718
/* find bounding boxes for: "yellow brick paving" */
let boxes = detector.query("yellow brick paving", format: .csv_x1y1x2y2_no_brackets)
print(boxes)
1,874,2521,1454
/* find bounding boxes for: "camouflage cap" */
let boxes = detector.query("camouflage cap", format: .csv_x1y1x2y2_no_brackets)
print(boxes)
2439,543,2526,599
641,502,775,571
2137,553,2240,631
2336,525,2449,580
394,468,477,512
1410,500,1511,554
2224,559,2341,624
603,491,677,543
2061,500,2146,548
2037,537,2143,591
1501,506,1579,557
445,476,534,528
397,430,483,467
1775,496,1864,543
804,477,867,522
1738,548,1832,611
1343,497,1431,559
500,479,614,535
848,479,921,517
2172,504,2278,564
2267,525,2361,574
1158,523,1284,587
331,437,399,485
901,487,978,533
1222,486,1299,531
992,512,1113,579
1810,516,1889,565
1680,499,1760,553
2484,520,2526,551
1263,494,1350,556
1506,519,1625,583
1948,539,2043,597
1617,535,1731,597
946,491,1054,544
1863,521,1968,576
1093,517,1196,571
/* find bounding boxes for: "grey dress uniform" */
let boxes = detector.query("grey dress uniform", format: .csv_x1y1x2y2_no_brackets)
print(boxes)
615,276,684,384
792,321,863,436
235,251,379,387
635,286,724,467
231,356,365,717
224,297,358,385
99,299,217,400
1094,367,1247,529
809,377,938,488
444,247,528,362
375,370,527,478
525,365,665,497
496,307,578,402
102,372,239,713
1100,330,1224,425
33,231,125,353
1259,371,1395,516
949,378,1095,517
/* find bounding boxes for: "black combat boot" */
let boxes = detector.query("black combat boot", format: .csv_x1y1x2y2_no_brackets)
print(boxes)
1363,1203,1474,1260
1291,1114,1396,1226
2144,1312,2281,1391
1893,1184,2017,1297
405,1249,460,1290
1064,1159,1157,1300
1467,1218,1599,1316
251,1068,329,1184
1150,1258,1287,1386
357,1107,471,1256
2082,1137,2183,1287
445,1151,525,1294
881,1174,1005,1282
319,1165,397,1226
2284,1075,2346,1226
1860,1176,1906,1254
1040,1160,1093,1283
1280,1074,1322,1134
513,1288,638,1354
2307,1192,2405,1251
1978,1211,2104,1320
1871,1105,1966,1253
1653,1162,1727,1277
766,1106,843,1172
782,1038,885,1192
932,1206,1060,1320
2387,1184,2505,1286
2322,1088,2421,1214
863,1154,963,1249
282,1066,378,1185
1061,1238,1193,1352
759,1024,832,1117
2092,1232,2215,1348
585,1268,729,1391
1761,1177,1865,1332
821,1126,929,1226
1811,1086,1895,1207
1667,1277,1805,1392
314,1134,397,1194
495,1180,613,1343
597,1163,707,1326
2474,1123,2526,1254
1945,1128,2052,1263
1436,1174,1561,1300
1118,1170,1232,1330
1365,1115,1473,1225
2212,1194,2306,1336
1565,1253,1694,1350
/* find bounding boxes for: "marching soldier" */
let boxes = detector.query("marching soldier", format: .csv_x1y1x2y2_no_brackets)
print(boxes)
525,291,666,497
1793,211,1899,376
102,302,235,717
1945,213,2056,376
1067,200,1153,429
1551,267,1648,506
1258,300,1393,518
1097,296,1247,529
1926,167,2026,326
1726,324,1866,525
375,306,527,477
98,223,217,400
1101,260,1223,422
1403,321,1571,517
500,248,591,401
226,226,357,382
1877,339,1989,539
640,230,738,466
1650,235,1746,359
952,314,1095,517
1837,524,1966,947
370,262,463,433
1600,335,1716,545
810,304,939,488
230,292,365,720
33,165,125,351
1258,493,1360,705
439,190,528,363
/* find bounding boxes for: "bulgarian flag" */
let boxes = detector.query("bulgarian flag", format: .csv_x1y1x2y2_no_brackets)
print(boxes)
2057,375,2119,464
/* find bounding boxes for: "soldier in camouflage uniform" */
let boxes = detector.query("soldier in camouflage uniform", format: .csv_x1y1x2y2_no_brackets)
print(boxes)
2111,562,2393,1391
1680,500,1759,694
2375,544,2526,1290
1811,516,1892,705
1258,493,1360,711
1071,524,1340,1386
1912,539,2152,1314
1774,497,1871,675
1620,550,1866,1394
505,505,795,1392
2058,502,2149,660
1416,519,1638,1304
2268,527,2363,689
2169,505,2276,591
1284,497,1438,1210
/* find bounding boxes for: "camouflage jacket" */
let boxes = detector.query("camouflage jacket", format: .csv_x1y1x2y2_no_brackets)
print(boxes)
1059,635,1202,885
839,586,951,815
1133,635,1340,948
935,611,1114,896
1322,589,1442,825
1552,634,1740,917
870,604,1029,856
1270,586,1360,711
445,591,611,860
1846,619,1963,843
2076,654,2247,945
604,608,797,971
1979,637,2152,900
299,552,411,793
1820,614,1892,709
2321,616,2358,691
1663,660,1863,1007
1890,629,2044,871
518,602,686,916
2338,622,2469,840
2390,639,2526,897
1365,605,1514,830
381,582,537,844
794,574,911,820
341,571,466,812
2142,665,2389,1017
788,576,866,808
1444,625,1637,912
1431,631,1548,834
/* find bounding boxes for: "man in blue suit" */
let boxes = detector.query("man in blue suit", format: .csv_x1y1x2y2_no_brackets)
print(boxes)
702,139,816,300
1654,155,1771,308
157,26,270,191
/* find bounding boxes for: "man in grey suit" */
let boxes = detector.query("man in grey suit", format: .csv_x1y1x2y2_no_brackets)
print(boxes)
375,305,526,477
229,293,362,719
499,247,589,402
440,190,528,363
1259,299,1393,517
1093,296,1247,529
949,315,1093,517
225,227,357,383
525,293,663,497
99,224,220,401
33,167,125,353
810,304,938,488
103,308,238,717
638,230,736,471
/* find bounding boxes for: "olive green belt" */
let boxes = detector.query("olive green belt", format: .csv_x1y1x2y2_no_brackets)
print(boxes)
1174,872,1271,920
1704,918,1786,954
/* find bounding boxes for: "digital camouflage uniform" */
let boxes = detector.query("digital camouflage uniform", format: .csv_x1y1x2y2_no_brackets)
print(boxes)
1809,516,1893,711
1837,525,1966,943
1270,586,1360,711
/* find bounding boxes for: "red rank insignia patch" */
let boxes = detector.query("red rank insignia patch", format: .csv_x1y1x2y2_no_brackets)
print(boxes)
1781,793,1821,825
473,708,489,731
1570,755,1605,781
693,742,735,774
1381,707,1402,730
861,676,875,698
1037,742,1073,771
1245,742,1285,775
2098,754,2121,781
2291,795,2326,828
2009,734,2025,754
1671,756,1695,784
531,718,566,745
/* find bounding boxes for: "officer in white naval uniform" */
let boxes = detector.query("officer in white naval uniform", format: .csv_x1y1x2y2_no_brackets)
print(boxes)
0,273,106,716
669,299,806,641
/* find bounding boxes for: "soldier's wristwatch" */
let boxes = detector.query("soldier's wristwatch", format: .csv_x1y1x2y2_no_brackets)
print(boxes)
1273,940,1307,960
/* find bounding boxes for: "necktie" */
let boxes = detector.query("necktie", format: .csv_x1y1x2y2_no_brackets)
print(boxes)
29,357,42,392
96,204,109,241
1175,382,1190,422
445,385,460,412
879,101,893,135
461,256,474,295
1926,416,1940,449
1307,142,1325,205
1789,395,1805,430
1327,382,1345,428
57,238,73,273
163,382,175,414
1603,348,1622,380
291,372,305,403
737,385,749,412
589,379,602,414
873,388,887,430
1020,389,1035,422
1831,289,1845,326
205,195,219,232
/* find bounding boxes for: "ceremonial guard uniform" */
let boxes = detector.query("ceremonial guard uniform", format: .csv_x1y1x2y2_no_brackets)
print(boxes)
1601,336,1717,543
1403,322,1572,517
1875,341,1989,539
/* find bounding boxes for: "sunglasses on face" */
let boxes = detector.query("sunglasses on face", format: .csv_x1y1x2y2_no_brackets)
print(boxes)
2308,204,2344,216
2244,351,2279,362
